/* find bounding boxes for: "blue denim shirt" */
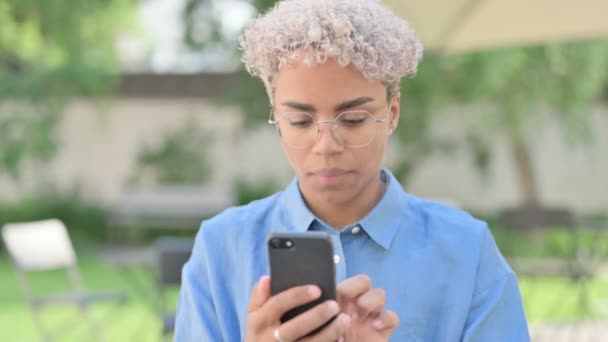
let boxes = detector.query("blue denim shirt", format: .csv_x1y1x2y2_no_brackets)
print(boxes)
175,169,530,341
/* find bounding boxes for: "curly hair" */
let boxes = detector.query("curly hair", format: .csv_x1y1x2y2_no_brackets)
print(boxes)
239,0,423,102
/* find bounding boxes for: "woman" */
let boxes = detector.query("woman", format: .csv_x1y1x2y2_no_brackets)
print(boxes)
175,0,530,341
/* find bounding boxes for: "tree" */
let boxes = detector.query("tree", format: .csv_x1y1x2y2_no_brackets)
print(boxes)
0,0,134,183
401,41,608,205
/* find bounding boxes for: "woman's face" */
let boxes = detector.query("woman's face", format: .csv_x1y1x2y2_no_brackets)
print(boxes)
273,57,400,207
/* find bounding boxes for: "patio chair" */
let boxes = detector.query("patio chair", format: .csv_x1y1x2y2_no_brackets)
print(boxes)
154,236,194,337
1,219,128,342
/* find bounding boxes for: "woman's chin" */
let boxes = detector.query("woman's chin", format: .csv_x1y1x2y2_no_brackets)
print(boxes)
312,185,356,205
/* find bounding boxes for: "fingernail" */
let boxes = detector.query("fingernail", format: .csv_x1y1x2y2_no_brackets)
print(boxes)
373,318,384,330
308,286,321,298
338,337,345,342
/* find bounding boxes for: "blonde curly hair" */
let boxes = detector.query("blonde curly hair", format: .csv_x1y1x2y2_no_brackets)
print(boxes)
239,0,423,103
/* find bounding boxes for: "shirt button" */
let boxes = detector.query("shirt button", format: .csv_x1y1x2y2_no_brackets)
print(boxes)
352,226,361,235
334,254,341,264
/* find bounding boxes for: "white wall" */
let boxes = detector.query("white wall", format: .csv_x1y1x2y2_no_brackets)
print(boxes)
1,98,606,213
405,106,608,212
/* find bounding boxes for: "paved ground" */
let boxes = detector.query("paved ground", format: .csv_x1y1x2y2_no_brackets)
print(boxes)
530,321,608,342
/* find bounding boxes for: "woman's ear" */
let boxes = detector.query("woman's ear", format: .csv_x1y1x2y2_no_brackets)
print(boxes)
389,92,401,133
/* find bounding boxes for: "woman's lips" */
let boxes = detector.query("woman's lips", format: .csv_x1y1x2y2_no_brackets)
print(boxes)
312,168,351,186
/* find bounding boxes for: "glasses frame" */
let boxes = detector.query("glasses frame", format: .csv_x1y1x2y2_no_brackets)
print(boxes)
268,106,391,149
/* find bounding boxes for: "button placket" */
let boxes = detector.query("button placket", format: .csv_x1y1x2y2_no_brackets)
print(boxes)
331,235,347,282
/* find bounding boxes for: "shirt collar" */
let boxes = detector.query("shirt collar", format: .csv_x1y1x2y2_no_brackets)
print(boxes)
358,169,408,250
279,177,316,233
279,168,408,249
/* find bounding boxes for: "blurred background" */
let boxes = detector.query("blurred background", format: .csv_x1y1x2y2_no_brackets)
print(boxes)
1,0,607,341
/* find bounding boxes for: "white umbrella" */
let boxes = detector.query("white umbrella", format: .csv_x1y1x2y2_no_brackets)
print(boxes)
384,0,608,53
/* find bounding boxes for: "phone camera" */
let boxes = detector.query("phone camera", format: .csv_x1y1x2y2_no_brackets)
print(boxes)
270,238,295,249
270,238,282,249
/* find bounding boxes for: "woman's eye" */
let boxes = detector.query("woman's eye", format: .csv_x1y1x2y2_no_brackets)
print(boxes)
343,119,365,125
290,120,313,127
340,116,367,126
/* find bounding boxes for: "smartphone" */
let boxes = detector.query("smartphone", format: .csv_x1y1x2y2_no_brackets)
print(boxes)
267,232,337,336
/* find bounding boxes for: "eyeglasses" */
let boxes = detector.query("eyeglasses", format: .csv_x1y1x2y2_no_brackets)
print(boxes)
268,107,389,149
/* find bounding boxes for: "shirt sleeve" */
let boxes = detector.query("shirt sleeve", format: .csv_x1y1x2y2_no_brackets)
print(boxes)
174,224,223,341
461,227,530,342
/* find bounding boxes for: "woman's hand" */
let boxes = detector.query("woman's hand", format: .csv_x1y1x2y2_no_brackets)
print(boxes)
337,275,400,341
245,276,352,342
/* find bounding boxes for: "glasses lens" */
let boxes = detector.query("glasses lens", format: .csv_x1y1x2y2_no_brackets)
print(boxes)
276,112,318,148
335,111,377,147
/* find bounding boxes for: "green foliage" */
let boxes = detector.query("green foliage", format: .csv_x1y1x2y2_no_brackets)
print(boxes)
129,120,213,185
445,41,608,140
483,213,608,260
234,178,278,206
0,111,60,180
391,54,460,180
0,0,134,181
212,70,271,129
396,39,608,185
0,186,109,242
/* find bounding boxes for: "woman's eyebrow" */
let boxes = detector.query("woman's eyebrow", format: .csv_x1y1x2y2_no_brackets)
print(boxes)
334,96,374,112
280,101,316,112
